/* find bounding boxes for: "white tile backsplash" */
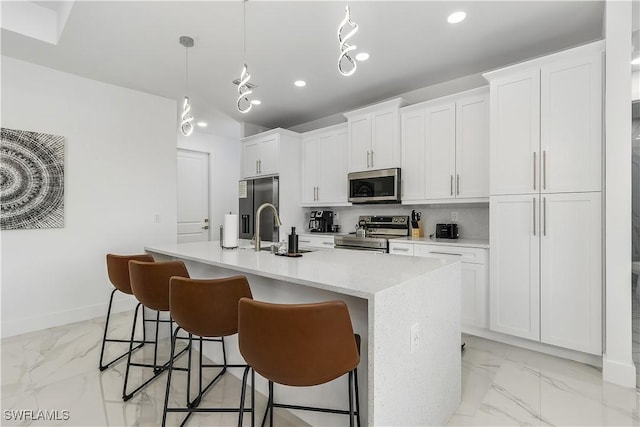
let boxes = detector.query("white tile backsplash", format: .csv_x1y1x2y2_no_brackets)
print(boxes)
310,203,489,240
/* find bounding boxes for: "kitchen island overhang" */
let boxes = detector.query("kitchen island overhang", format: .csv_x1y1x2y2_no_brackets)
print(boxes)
145,241,461,426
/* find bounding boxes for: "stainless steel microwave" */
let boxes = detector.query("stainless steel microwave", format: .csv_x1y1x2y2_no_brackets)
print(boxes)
348,168,401,204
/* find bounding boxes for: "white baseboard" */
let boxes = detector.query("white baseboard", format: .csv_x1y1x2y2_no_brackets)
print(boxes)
462,325,603,367
1,296,138,338
602,355,637,388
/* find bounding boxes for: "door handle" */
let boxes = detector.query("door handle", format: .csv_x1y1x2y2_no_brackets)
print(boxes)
202,225,209,230
429,251,462,256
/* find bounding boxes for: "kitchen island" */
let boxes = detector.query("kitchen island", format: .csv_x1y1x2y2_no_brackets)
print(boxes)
145,241,461,426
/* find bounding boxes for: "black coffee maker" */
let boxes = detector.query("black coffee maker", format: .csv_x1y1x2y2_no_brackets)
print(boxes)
308,210,334,233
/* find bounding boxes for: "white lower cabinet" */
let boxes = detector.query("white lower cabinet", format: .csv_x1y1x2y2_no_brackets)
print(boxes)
490,192,602,355
389,241,489,329
298,234,335,249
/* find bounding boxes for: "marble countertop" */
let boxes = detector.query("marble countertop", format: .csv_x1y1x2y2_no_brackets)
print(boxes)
389,236,490,249
145,241,458,300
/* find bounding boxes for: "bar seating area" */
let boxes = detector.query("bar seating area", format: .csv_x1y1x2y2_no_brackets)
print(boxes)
99,254,362,427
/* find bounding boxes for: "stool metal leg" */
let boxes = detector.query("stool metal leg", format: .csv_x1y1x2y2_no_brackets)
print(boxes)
348,371,354,427
354,368,361,427
162,327,180,427
99,289,145,371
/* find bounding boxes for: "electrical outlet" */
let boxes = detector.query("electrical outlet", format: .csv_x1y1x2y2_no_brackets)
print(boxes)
154,214,161,223
451,211,459,222
410,323,420,353
333,212,339,220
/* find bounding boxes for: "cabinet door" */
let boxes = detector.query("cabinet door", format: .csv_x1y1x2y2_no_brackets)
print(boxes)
461,263,488,329
259,135,279,176
489,70,540,195
335,130,349,203
301,137,318,204
540,192,601,354
425,102,456,200
490,194,540,340
456,92,489,199
348,113,371,172
242,140,260,178
540,54,602,193
317,133,339,203
371,107,400,169
401,109,426,201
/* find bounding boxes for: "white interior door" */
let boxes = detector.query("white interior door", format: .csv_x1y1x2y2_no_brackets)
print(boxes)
177,149,209,243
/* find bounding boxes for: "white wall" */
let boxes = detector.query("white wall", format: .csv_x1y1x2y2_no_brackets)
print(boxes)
0,57,178,338
177,130,241,237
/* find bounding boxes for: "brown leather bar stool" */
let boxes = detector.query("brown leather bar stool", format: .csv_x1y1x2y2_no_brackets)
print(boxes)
99,253,154,371
238,299,361,427
123,260,190,401
162,275,255,427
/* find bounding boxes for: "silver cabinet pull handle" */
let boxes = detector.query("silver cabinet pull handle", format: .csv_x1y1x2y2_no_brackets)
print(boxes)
456,174,460,195
533,152,537,191
316,186,319,200
371,149,374,167
299,239,311,243
393,247,410,252
543,150,547,190
429,251,462,256
259,160,262,174
322,242,333,246
543,196,546,236
256,160,258,174
450,175,454,196
533,197,536,236
366,151,370,168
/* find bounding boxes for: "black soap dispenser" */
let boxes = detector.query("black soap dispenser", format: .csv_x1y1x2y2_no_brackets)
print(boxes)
288,226,298,255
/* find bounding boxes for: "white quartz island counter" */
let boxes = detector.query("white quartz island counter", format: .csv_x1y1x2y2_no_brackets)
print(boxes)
145,241,461,426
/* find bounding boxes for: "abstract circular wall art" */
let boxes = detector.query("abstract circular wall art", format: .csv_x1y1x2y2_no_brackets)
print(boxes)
1,128,65,230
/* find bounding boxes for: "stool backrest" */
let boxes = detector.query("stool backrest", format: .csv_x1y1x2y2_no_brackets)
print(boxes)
106,253,154,295
169,276,253,338
128,260,189,311
238,299,360,387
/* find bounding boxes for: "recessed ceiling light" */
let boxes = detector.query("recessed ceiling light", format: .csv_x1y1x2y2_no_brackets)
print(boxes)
447,11,466,24
196,121,207,127
355,52,370,61
251,99,262,105
294,80,306,87
632,57,640,65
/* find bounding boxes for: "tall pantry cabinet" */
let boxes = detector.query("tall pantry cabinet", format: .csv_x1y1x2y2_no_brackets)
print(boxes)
484,41,603,355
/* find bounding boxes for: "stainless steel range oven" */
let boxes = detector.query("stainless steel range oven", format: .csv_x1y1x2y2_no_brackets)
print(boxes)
334,215,409,253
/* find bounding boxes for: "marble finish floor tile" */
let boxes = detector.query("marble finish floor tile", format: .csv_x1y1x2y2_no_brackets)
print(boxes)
3,313,640,426
1,311,308,427
449,334,640,426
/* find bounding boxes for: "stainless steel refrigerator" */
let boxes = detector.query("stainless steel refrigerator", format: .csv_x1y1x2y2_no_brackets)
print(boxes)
238,176,279,243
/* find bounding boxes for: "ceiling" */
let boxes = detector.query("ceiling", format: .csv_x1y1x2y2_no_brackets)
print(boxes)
1,1,607,134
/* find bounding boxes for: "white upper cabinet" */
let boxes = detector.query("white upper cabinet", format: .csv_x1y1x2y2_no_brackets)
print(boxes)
344,98,406,172
241,128,300,179
425,102,456,200
485,41,603,195
540,55,602,193
300,124,349,207
400,87,489,204
456,92,490,198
